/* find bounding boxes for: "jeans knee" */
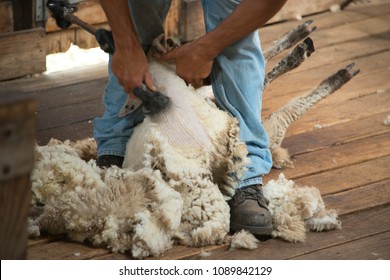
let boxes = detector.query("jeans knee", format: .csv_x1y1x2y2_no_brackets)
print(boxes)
128,0,172,47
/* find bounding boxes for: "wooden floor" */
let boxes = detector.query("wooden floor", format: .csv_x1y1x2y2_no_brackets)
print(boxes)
2,0,389,260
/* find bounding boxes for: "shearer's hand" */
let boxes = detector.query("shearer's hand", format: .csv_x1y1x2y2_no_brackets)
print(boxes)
156,40,214,89
111,46,157,99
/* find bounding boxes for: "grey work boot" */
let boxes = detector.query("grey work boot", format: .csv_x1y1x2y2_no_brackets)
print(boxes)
228,184,273,236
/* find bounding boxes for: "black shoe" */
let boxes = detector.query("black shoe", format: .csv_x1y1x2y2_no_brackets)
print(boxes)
228,184,273,236
96,155,124,168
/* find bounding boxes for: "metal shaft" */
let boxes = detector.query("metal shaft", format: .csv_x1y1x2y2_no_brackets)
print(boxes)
64,13,97,35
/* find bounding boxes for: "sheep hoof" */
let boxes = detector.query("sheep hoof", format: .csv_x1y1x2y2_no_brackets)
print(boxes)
152,33,180,54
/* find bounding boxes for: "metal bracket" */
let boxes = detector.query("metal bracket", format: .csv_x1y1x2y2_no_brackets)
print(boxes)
35,0,44,22
35,0,82,23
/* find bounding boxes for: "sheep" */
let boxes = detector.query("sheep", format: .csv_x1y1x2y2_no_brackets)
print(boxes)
29,21,356,258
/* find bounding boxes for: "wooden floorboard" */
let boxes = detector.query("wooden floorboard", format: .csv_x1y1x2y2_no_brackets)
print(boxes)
283,112,390,156
263,52,389,118
324,179,390,215
37,121,95,145
7,0,388,260
259,1,390,45
292,231,390,260
0,63,108,94
269,132,390,180
184,205,390,260
37,99,103,131
36,79,107,112
27,239,109,260
262,3,390,117
286,91,390,135
295,155,390,195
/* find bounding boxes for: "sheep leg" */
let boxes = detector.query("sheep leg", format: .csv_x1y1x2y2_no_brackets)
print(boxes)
264,63,359,168
263,20,316,61
267,63,360,143
264,37,315,88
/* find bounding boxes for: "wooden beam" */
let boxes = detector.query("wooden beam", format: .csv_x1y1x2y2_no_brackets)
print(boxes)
0,28,46,81
0,1,13,33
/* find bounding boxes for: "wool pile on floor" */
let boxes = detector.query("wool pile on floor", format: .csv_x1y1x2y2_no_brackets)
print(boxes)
29,61,341,259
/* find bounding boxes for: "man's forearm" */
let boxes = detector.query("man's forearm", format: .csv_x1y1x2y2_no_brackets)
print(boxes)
98,0,156,94
197,0,287,60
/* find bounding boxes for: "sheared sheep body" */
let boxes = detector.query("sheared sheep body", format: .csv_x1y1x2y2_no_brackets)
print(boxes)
29,58,251,258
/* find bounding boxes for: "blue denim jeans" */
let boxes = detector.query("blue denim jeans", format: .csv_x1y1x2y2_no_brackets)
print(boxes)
93,0,272,187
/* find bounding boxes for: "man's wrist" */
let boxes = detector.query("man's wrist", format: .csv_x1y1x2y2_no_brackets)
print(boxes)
195,35,223,61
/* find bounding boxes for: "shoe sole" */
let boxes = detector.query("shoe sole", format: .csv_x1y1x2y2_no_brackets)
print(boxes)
230,222,273,236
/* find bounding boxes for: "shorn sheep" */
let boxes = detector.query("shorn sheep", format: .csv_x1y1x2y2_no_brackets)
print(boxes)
29,21,357,259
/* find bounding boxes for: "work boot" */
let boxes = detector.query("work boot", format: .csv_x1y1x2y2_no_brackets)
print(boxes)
228,184,273,236
96,155,124,168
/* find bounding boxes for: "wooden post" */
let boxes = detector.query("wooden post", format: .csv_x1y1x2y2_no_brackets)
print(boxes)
0,92,36,259
12,0,33,31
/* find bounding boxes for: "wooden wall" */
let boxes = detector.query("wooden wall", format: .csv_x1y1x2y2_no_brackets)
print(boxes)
0,1,47,81
0,28,46,81
0,1,13,33
45,0,109,53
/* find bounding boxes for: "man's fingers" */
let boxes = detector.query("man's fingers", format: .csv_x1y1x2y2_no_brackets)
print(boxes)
155,48,177,62
128,91,137,100
183,78,202,89
190,79,204,89
144,73,157,92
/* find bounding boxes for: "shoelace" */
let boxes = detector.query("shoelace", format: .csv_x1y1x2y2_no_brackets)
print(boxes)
240,185,268,209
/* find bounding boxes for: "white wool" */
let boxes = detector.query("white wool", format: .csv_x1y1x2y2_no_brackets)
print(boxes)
132,212,174,259
376,89,385,94
383,115,390,126
330,5,341,13
27,218,41,237
263,174,341,243
198,250,213,258
306,209,341,232
229,230,259,250
147,170,183,230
